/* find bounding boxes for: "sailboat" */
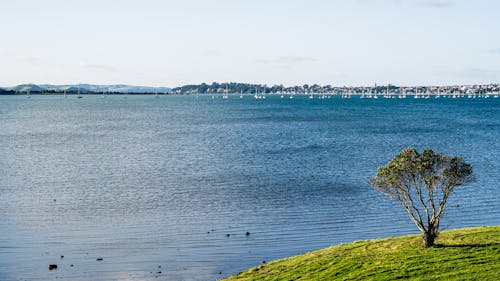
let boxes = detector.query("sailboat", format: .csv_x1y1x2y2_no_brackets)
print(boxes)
308,89,314,99
424,88,431,99
77,85,83,98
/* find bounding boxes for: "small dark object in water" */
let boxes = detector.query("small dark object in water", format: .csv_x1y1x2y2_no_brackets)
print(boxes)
48,264,58,270
246,231,250,236
158,265,161,268
60,255,64,259
70,264,74,267
262,260,266,264
226,234,230,237
219,272,222,275
96,257,103,261
53,199,56,202
157,271,162,274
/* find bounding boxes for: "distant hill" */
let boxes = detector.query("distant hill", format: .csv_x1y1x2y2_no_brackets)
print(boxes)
0,87,15,95
9,84,45,93
7,84,171,94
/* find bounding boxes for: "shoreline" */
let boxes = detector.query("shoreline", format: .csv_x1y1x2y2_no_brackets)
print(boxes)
223,225,500,280
2,93,499,99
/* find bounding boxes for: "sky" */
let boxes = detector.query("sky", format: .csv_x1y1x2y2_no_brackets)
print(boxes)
1,0,499,87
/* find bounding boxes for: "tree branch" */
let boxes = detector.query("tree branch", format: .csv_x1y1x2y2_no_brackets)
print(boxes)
415,176,431,227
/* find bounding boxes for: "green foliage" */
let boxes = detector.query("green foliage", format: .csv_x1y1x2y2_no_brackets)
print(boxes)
369,148,474,247
370,148,474,198
224,226,500,281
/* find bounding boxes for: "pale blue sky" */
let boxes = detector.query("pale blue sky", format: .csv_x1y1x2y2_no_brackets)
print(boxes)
1,0,499,87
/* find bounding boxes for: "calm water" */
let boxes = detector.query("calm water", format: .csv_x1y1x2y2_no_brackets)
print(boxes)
0,95,499,280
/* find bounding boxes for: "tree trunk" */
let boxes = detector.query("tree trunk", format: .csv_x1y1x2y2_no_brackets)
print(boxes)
422,231,437,247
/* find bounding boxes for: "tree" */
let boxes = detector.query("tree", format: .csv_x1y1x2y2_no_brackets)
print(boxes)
369,148,474,247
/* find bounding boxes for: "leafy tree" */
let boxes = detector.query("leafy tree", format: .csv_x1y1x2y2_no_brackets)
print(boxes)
369,148,474,247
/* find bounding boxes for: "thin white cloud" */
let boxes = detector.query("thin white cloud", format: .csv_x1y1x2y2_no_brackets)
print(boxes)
435,68,499,82
257,56,317,65
463,68,498,77
414,0,456,8
20,57,42,64
80,62,119,72
356,0,456,8
488,48,500,54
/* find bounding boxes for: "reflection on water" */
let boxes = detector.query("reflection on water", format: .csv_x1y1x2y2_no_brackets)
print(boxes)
0,95,499,280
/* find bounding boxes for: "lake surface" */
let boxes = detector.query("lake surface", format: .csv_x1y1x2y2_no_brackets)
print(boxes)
1,95,499,280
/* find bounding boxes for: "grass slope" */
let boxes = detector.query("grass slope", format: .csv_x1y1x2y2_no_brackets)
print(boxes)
224,226,500,281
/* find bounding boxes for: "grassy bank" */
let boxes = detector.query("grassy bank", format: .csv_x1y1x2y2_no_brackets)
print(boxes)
224,226,500,280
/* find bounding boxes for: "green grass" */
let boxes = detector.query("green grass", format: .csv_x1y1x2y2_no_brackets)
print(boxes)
224,226,500,281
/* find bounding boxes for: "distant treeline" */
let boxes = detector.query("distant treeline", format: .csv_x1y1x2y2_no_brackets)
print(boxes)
3,82,499,95
172,82,500,95
172,82,365,94
0,88,15,95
